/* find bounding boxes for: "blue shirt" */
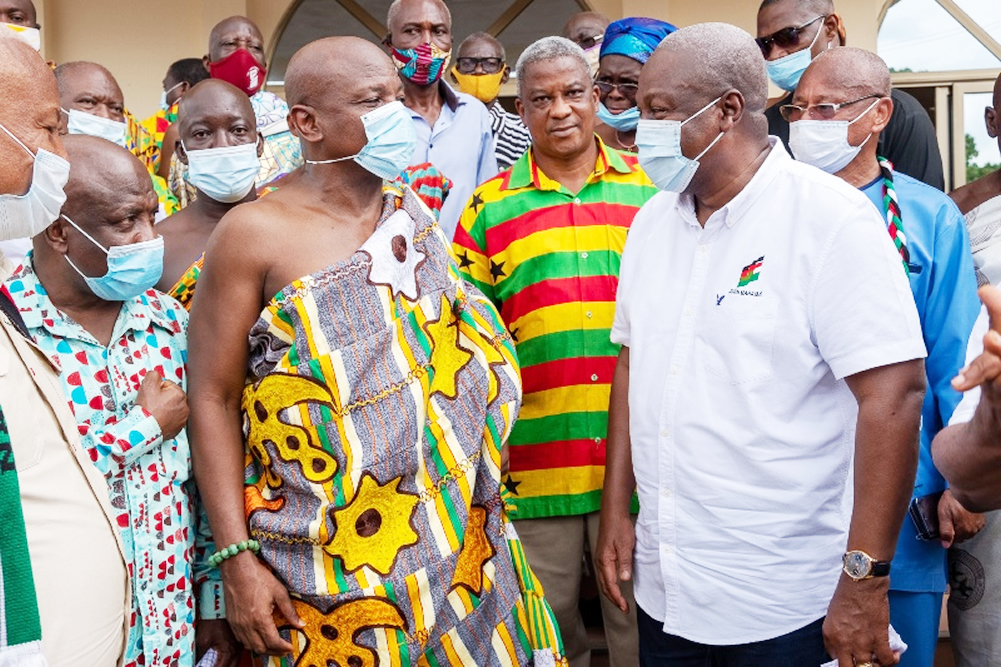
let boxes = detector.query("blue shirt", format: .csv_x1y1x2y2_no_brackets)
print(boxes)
862,170,980,592
407,82,498,240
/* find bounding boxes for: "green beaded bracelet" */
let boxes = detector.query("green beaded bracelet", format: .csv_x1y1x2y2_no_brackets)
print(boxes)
208,539,261,568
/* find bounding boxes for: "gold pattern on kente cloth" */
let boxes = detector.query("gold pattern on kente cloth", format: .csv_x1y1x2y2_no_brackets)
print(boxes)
450,505,495,595
422,294,473,400
290,598,406,667
245,485,285,517
242,373,340,489
325,472,419,575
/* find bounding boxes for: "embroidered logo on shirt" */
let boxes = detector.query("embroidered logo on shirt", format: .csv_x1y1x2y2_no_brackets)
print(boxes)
738,256,764,287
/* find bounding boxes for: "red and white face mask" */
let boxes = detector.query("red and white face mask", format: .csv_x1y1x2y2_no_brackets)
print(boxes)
208,48,266,97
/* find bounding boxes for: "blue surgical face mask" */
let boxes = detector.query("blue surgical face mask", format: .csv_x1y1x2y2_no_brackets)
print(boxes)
64,108,128,148
598,102,640,132
765,22,826,92
160,81,184,112
305,101,417,181
636,97,723,194
184,140,260,203
61,214,163,301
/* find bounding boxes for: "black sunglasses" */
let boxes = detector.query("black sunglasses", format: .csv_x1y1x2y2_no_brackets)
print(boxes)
455,57,504,74
594,80,639,97
755,15,825,58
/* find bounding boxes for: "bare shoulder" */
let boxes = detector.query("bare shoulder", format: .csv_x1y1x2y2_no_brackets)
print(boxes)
951,171,1001,215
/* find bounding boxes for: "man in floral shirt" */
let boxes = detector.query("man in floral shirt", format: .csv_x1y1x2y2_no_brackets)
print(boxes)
5,135,231,667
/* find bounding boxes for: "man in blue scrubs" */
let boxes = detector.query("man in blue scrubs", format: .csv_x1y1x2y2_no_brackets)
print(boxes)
789,47,983,666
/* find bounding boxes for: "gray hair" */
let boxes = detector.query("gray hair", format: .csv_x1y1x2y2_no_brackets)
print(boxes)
656,22,769,113
515,36,589,97
458,31,505,62
386,0,452,33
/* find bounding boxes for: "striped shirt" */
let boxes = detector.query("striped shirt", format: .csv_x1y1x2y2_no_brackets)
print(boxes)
453,138,656,519
489,102,532,171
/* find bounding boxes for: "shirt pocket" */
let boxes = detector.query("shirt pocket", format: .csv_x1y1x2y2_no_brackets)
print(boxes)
697,296,779,385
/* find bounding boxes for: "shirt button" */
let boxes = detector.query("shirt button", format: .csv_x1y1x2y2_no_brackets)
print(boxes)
581,252,589,259
594,437,602,444
661,429,670,438
586,311,593,318
573,197,581,205
591,373,599,382
671,367,679,375
684,309,693,317
661,487,672,498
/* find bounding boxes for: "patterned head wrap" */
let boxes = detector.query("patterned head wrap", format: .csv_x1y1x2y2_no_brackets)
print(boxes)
599,17,678,65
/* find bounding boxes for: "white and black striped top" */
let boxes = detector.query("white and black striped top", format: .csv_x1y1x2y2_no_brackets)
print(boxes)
489,102,532,171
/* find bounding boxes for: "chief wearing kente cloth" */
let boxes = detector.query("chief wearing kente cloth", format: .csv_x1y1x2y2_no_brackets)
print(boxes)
188,37,564,666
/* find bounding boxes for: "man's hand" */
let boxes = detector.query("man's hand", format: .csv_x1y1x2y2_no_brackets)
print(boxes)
595,511,635,614
938,488,985,548
952,286,1001,394
823,576,899,666
136,370,189,441
195,618,242,667
219,551,304,656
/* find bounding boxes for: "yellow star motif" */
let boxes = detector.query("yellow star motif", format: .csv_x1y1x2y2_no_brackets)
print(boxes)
450,505,496,595
422,294,473,400
288,598,406,667
325,472,420,575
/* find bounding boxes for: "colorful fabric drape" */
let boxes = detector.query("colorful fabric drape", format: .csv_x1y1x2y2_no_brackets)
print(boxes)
168,254,203,311
243,183,564,666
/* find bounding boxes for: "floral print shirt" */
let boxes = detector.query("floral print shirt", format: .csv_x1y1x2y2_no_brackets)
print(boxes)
6,257,221,667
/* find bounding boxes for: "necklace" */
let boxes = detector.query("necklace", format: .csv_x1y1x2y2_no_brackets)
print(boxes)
614,129,637,152
878,156,909,275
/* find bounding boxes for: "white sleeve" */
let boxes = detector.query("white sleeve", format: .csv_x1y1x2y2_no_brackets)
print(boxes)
950,305,989,426
812,198,927,379
611,200,655,347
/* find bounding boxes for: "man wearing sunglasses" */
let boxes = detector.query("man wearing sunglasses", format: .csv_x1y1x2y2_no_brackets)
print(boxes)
449,31,531,170
791,47,982,667
756,0,944,190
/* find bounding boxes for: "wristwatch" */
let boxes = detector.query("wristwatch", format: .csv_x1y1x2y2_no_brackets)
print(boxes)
842,550,891,581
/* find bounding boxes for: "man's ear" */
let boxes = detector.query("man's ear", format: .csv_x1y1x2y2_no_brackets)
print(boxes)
515,97,525,124
987,105,999,139
174,139,188,166
830,13,847,46
501,64,510,86
719,89,744,131
382,34,394,53
44,213,70,254
872,96,894,134
288,104,323,143
202,54,211,71
256,132,264,158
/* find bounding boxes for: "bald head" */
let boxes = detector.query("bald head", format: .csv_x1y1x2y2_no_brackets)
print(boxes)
387,0,451,33
562,11,610,44
799,47,890,100
648,23,768,114
54,61,125,122
63,135,150,212
287,36,395,108
458,31,504,61
759,0,833,16
178,79,255,134
208,16,265,66
994,71,1001,110
0,34,63,197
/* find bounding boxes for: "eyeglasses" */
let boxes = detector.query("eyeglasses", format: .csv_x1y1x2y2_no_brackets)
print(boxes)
594,80,639,97
455,57,504,74
575,33,604,50
780,94,883,122
755,15,825,58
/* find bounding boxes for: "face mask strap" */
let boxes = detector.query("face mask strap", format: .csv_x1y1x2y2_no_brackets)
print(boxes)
848,98,882,126
306,154,358,165
0,121,36,159
61,214,110,254
695,131,725,162
165,81,185,96
681,96,723,127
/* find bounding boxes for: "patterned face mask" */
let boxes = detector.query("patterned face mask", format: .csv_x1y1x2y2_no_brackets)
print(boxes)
391,42,451,86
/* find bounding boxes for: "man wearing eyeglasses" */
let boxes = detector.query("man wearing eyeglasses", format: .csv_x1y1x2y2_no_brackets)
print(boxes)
450,31,531,170
561,11,610,77
791,47,982,667
756,0,944,190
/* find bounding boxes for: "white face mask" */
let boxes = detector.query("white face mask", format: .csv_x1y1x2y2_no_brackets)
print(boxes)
1,23,40,51
0,121,70,242
159,81,184,112
788,98,880,174
64,108,128,148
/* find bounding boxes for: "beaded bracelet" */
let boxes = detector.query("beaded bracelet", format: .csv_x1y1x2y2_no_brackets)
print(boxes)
208,539,261,568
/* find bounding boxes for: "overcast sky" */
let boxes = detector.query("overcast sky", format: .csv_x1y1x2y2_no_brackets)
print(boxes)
878,0,1000,166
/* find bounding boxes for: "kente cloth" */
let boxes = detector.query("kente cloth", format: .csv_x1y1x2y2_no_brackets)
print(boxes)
964,192,1001,287
599,17,677,64
453,139,657,519
0,408,46,667
140,102,180,172
125,108,180,217
169,254,204,311
243,183,565,667
168,91,303,208
6,257,222,667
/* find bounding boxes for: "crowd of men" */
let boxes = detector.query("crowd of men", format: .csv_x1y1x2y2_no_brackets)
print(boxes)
2,0,1001,665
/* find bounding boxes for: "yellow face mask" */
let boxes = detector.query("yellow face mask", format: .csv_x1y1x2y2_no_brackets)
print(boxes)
451,66,505,104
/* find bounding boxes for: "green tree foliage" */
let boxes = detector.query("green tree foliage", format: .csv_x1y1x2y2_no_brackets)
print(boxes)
968,133,1001,182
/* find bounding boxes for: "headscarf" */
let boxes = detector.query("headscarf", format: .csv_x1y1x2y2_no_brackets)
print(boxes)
599,17,677,65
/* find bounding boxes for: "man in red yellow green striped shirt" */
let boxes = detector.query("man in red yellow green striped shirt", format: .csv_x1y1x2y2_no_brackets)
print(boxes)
453,35,657,667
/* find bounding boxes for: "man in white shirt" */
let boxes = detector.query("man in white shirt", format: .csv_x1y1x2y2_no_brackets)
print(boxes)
595,23,927,666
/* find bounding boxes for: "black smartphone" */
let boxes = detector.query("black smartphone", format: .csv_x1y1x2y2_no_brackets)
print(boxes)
908,491,944,541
